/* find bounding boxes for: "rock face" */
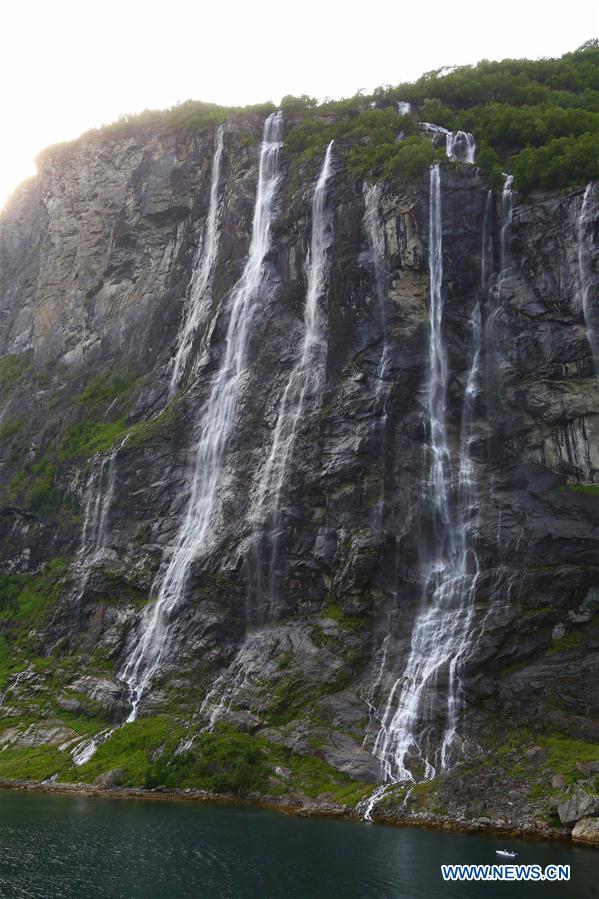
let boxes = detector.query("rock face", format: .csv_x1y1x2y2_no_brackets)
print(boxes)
0,112,597,832
572,817,599,846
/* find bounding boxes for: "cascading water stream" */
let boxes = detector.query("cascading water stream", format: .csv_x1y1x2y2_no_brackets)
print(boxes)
363,182,392,531
72,435,130,609
440,301,481,765
248,140,334,622
79,448,118,559
445,131,476,164
577,182,598,368
170,126,225,392
0,667,32,708
419,124,476,163
499,174,514,274
121,113,285,720
367,164,483,792
481,190,493,295
484,174,513,426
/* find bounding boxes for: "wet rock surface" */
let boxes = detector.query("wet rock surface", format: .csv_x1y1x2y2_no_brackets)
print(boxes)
0,116,597,839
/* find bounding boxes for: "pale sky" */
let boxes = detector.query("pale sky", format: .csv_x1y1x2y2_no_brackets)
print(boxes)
1,0,596,208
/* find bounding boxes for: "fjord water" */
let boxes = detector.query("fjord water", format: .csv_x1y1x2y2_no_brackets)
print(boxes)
0,791,595,899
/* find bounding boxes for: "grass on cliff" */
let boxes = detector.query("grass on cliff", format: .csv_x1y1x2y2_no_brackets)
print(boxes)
0,558,71,687
0,353,32,390
539,732,599,784
1,719,373,803
145,725,371,803
0,361,181,523
0,746,68,782
463,729,599,791
57,371,180,461
57,368,139,461
0,558,70,627
560,482,599,496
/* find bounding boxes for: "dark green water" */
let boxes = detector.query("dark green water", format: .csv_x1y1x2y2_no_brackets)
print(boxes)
0,790,596,898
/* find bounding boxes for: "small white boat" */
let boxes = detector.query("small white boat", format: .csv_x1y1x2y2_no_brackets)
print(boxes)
496,850,517,858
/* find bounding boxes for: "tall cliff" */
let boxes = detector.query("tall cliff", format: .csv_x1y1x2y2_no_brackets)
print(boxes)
0,91,598,836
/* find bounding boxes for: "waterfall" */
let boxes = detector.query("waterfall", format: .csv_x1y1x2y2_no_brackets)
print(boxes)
423,162,452,563
72,438,126,608
70,725,122,766
484,174,513,427
0,667,32,708
441,301,481,764
397,101,412,116
445,131,476,164
481,190,493,294
363,181,392,530
79,448,118,560
170,126,225,391
369,164,482,784
122,113,285,719
499,174,514,274
419,124,476,163
578,182,598,368
248,141,335,622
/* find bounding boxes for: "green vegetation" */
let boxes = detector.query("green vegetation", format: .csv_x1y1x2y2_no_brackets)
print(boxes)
548,630,584,654
0,362,179,523
0,718,371,803
513,133,599,193
265,672,321,727
94,718,368,804
0,557,70,627
322,602,368,633
454,729,599,809
0,557,71,687
0,416,25,442
126,400,180,448
37,41,598,193
283,40,598,191
0,353,31,390
560,482,599,496
0,746,68,782
5,461,64,516
57,369,140,461
266,742,371,804
39,99,277,159
75,370,138,408
73,717,184,786
539,732,599,784
56,370,179,460
145,726,271,795
285,106,439,185
58,419,128,461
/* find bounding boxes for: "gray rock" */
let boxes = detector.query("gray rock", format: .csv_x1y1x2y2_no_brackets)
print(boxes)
0,722,80,749
0,107,596,835
557,789,599,824
524,746,548,765
571,817,599,846
93,769,125,788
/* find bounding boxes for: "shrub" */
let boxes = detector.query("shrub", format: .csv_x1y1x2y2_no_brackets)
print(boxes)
145,727,271,795
512,132,599,192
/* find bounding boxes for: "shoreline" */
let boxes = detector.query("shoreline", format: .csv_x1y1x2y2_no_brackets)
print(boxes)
0,778,581,846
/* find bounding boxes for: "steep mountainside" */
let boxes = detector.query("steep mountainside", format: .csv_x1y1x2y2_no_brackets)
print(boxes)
0,51,598,840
